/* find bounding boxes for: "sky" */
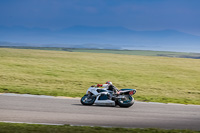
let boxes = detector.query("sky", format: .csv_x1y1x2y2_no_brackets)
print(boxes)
0,0,200,36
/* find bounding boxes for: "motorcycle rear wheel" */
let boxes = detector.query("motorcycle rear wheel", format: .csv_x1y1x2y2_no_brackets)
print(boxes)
81,94,96,105
117,95,134,108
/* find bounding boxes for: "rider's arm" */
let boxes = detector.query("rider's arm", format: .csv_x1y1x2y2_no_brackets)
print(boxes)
112,85,120,94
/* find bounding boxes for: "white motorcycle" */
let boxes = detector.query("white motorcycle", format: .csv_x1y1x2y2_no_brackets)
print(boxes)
81,87,136,107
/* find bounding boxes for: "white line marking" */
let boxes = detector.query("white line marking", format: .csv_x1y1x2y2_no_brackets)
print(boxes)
0,93,80,99
0,121,64,126
0,121,136,129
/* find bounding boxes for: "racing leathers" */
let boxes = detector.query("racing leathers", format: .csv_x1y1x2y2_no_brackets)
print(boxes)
96,84,119,95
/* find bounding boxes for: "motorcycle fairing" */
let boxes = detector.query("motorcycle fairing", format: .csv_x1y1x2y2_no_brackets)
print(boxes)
86,87,115,106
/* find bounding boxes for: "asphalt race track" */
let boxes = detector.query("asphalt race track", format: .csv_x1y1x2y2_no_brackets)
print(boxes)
0,93,200,130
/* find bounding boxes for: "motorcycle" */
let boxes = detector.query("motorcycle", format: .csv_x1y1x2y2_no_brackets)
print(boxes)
81,86,136,107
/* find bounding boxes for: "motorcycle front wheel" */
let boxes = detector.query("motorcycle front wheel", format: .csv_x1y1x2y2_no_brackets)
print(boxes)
81,94,96,105
117,95,134,108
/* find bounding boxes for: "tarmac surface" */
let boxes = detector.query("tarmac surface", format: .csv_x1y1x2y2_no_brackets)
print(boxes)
0,93,200,130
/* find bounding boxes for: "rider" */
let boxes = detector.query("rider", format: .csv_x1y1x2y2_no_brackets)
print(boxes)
93,81,120,94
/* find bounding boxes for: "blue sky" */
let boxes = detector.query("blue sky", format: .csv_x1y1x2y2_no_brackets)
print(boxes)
0,0,200,36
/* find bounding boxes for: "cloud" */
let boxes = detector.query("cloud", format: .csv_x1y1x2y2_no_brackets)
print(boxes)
0,0,199,35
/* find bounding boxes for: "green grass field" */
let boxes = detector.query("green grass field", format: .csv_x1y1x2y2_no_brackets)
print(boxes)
0,122,199,133
0,48,200,104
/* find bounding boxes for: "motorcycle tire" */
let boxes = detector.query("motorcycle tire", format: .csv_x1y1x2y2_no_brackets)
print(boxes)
81,94,96,105
117,95,134,108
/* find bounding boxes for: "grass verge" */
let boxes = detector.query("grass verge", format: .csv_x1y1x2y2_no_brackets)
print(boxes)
0,122,199,133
